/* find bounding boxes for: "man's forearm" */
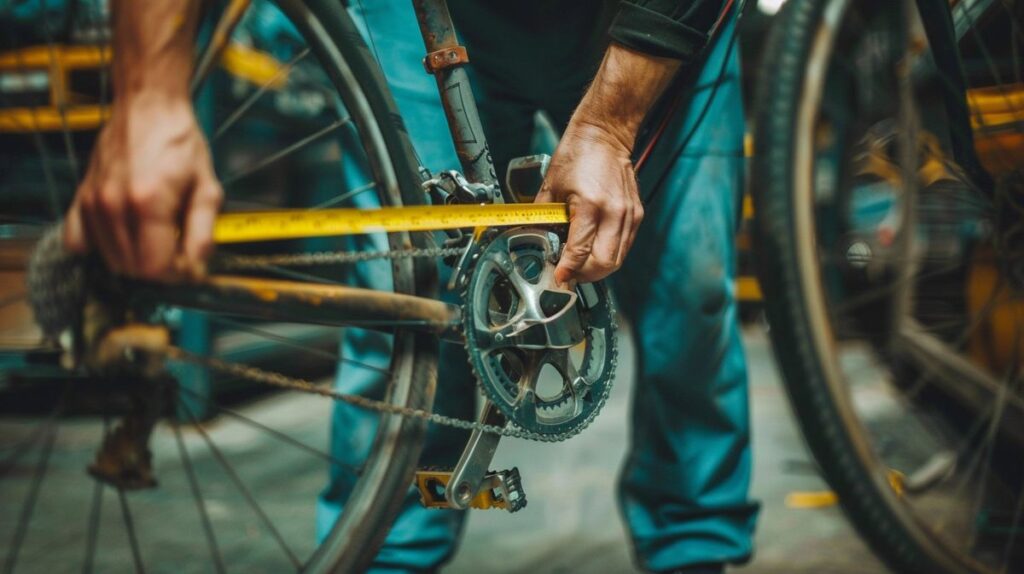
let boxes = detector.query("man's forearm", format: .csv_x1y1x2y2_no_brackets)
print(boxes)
570,43,681,151
111,0,202,103
65,0,220,281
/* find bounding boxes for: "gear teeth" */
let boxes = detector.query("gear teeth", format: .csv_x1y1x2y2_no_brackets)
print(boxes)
462,227,619,442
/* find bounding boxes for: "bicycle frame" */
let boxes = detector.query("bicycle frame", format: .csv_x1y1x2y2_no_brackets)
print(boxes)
145,275,461,337
412,0,501,193
133,0,498,338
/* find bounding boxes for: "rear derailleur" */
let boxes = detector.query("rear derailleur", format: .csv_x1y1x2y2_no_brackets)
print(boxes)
27,229,172,490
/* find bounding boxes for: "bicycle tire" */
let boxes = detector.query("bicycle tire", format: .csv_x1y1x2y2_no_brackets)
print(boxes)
751,0,988,572
1,1,439,571
272,1,439,571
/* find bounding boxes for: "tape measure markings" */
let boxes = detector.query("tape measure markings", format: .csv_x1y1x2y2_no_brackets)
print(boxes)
214,203,569,244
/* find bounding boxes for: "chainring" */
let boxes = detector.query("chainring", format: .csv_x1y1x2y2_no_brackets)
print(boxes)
462,227,617,441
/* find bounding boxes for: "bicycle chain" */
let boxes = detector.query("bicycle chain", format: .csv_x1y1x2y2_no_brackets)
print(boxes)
187,243,578,442
216,246,466,269
166,347,553,441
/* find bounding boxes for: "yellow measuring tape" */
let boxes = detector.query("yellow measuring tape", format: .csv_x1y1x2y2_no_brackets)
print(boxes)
214,203,569,244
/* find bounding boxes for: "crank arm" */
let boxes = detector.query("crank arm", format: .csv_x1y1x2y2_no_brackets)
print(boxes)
446,401,505,510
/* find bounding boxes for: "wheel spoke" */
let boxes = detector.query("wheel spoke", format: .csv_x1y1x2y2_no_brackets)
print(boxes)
0,406,61,477
172,423,226,574
963,329,1019,546
0,122,64,223
894,323,1024,441
0,98,67,219
895,273,1005,403
930,348,1018,536
958,0,1023,170
173,382,363,477
179,402,302,570
204,315,390,377
36,12,81,185
310,181,377,210
998,477,1024,572
115,487,145,574
81,479,104,574
220,116,351,187
213,47,311,141
832,260,964,315
191,0,253,95
80,411,113,574
3,422,56,573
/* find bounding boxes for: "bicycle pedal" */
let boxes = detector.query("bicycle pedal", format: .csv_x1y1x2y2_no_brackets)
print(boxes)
414,467,526,513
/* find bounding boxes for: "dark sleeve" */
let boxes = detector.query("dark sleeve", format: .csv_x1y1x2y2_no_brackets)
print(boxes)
607,0,729,63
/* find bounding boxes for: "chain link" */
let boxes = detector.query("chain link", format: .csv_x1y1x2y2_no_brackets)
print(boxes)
166,347,555,441
179,242,578,441
216,246,465,270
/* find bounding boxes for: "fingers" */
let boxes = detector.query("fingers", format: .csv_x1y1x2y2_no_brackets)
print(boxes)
545,174,644,285
64,106,221,282
75,177,218,282
94,184,138,273
534,184,553,204
77,181,131,274
133,201,180,281
555,199,599,285
181,171,223,280
576,199,626,283
614,200,633,270
620,184,644,264
63,196,91,254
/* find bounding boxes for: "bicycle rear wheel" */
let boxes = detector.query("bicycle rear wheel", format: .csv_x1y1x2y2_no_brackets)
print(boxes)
0,0,438,571
753,0,1024,572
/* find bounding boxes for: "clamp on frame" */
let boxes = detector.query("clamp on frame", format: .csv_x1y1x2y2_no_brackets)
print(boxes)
422,45,469,74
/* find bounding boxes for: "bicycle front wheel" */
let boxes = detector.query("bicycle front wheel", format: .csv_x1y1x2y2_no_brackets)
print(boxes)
753,0,1024,572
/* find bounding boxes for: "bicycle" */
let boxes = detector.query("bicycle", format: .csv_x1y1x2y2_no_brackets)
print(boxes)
1,0,617,571
753,0,1024,572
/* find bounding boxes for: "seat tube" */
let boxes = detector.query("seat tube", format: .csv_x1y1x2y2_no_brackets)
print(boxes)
412,0,503,200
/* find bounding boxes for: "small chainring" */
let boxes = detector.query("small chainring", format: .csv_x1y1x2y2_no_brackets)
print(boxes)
462,227,617,440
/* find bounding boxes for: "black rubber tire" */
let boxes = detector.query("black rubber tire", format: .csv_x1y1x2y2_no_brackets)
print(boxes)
267,2,439,572
751,1,979,573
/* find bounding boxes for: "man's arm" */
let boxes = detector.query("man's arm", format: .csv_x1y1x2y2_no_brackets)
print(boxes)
64,0,221,281
537,0,728,284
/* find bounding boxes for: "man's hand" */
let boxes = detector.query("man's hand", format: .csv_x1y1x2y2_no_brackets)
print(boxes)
63,0,213,282
536,122,642,284
64,98,221,281
536,44,680,284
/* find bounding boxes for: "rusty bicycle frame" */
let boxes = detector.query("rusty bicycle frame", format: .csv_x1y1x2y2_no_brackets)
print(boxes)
137,0,499,337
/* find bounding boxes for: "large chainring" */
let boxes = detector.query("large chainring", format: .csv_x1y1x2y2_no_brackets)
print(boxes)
462,227,617,440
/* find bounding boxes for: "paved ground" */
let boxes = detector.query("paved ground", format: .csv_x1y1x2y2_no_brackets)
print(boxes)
0,325,889,573
446,326,886,574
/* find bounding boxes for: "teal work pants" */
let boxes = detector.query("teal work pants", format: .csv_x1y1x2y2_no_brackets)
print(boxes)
317,2,759,572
